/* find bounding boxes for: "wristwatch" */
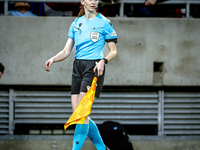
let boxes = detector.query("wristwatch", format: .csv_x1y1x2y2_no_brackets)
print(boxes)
103,58,108,64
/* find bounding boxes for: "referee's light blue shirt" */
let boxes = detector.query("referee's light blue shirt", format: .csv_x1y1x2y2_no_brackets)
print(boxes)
68,13,117,60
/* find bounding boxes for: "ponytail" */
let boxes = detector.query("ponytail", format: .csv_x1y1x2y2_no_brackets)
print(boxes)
78,4,85,17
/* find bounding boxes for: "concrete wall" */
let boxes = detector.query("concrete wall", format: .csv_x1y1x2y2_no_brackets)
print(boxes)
0,17,200,86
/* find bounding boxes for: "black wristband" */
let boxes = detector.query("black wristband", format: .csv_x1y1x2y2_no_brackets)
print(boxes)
103,58,108,64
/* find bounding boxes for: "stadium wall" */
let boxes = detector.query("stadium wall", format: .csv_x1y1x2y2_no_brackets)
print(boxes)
0,17,200,86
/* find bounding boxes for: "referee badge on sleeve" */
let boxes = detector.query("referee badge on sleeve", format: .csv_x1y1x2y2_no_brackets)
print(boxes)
90,31,100,43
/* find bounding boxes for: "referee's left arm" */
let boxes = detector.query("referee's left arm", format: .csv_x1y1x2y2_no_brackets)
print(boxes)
105,42,117,63
93,41,117,77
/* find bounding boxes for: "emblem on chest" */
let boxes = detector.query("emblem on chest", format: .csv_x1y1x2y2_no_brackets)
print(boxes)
90,31,100,43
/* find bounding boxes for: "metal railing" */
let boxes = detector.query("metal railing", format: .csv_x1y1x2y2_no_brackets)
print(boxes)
1,89,200,136
1,0,200,17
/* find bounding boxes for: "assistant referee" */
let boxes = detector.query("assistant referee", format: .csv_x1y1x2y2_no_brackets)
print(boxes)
44,0,117,149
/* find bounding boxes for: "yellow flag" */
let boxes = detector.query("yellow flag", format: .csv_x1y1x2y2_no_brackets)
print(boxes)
64,77,97,130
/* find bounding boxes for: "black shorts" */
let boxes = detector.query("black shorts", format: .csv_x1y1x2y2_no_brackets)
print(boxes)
71,59,105,98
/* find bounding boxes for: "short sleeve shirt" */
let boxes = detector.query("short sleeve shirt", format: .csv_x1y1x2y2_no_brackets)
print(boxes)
68,13,117,60
9,10,37,17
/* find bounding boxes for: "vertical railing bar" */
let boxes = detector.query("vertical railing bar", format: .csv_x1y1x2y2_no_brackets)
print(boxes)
158,90,162,136
161,90,164,135
9,89,14,135
120,2,124,17
4,0,8,15
186,3,190,17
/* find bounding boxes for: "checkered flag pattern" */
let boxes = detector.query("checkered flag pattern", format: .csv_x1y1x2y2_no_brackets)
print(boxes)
64,77,97,130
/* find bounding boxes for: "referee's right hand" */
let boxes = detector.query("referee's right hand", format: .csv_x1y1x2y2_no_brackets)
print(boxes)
44,59,53,72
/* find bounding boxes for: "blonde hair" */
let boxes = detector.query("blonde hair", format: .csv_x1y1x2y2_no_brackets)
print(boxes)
78,3,85,17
